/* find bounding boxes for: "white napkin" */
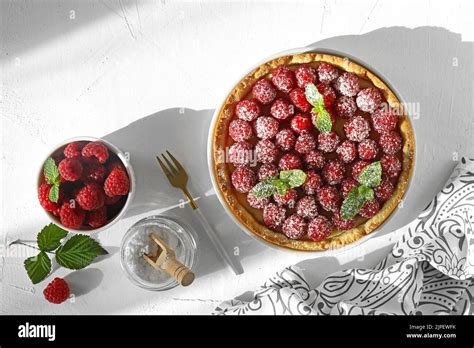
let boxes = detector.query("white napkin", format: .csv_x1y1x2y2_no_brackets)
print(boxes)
214,157,474,315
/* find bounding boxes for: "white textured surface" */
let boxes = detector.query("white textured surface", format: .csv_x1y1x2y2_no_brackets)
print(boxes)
1,0,473,314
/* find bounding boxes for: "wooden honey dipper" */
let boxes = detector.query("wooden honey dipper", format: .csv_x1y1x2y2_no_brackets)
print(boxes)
143,233,195,287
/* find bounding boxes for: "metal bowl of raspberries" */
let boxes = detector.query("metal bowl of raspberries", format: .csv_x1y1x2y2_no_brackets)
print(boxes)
37,136,135,233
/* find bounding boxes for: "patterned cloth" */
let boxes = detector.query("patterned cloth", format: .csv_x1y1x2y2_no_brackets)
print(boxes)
215,158,474,315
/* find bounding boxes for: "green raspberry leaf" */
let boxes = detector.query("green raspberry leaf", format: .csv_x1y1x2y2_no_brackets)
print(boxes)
55,235,108,270
358,161,382,188
315,107,332,134
48,184,60,203
279,169,307,188
37,223,68,252
304,83,323,106
43,157,60,185
24,251,51,284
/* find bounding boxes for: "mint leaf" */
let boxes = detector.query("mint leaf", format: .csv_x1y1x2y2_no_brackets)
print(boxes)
340,185,375,220
43,157,60,185
37,223,68,252
251,177,279,198
48,184,60,203
314,106,332,134
359,161,382,188
280,169,307,188
273,179,288,195
24,252,51,284
55,235,108,270
304,83,323,106
358,185,375,201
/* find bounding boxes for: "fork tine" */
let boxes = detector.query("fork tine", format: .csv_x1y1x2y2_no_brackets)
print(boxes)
161,153,178,175
156,156,172,177
166,150,185,172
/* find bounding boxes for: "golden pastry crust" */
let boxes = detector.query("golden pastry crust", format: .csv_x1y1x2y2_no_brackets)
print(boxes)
211,52,415,251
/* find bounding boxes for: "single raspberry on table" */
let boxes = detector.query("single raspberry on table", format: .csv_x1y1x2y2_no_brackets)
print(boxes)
316,83,336,108
228,141,252,166
258,163,278,181
271,66,295,93
64,142,86,158
289,88,312,112
290,113,312,134
295,133,316,154
263,203,286,228
351,160,370,181
307,216,332,242
43,278,70,304
273,188,297,208
104,167,130,196
86,206,108,228
322,160,345,185
336,140,357,163
304,150,325,170
374,178,395,201
332,210,356,230
229,119,252,142
82,161,106,183
231,166,256,193
247,192,270,209
358,139,379,160
59,202,86,229
303,170,322,195
359,199,380,218
76,183,105,211
317,186,340,212
344,116,370,142
379,131,402,155
296,196,318,219
335,96,357,118
371,107,398,134
254,116,279,139
282,214,307,240
255,139,278,164
278,153,302,170
270,98,294,121
356,88,383,113
275,128,296,151
341,178,359,198
252,79,277,105
81,141,109,164
381,154,402,179
317,62,339,83
38,184,59,212
317,131,340,153
235,99,260,121
295,65,318,89
334,72,360,97
58,158,83,182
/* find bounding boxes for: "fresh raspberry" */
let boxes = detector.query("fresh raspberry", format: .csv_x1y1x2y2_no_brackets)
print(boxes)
341,178,359,198
317,62,339,83
254,116,279,139
332,210,356,230
58,158,83,182
86,206,108,228
263,203,286,228
352,160,370,181
303,171,322,195
316,83,336,108
371,107,398,134
290,113,312,134
76,183,105,211
59,202,86,228
374,178,395,201
273,189,297,208
229,119,252,142
38,184,59,212
247,192,270,209
275,128,296,151
322,160,345,185
282,214,307,240
317,131,340,153
43,278,70,304
255,139,278,164
104,167,130,196
295,133,316,154
358,139,379,160
344,116,370,142
81,141,109,164
307,216,332,242
271,66,295,93
289,88,311,112
379,131,402,155
296,196,318,219
334,72,360,97
252,79,276,105
335,96,357,118
278,153,302,170
228,141,252,166
270,98,294,120
231,166,256,193
258,163,278,181
82,162,106,183
304,150,325,170
64,142,86,158
356,88,383,113
359,199,380,218
105,194,121,205
381,155,402,179
235,99,260,121
317,186,340,212
295,65,317,89
336,140,357,163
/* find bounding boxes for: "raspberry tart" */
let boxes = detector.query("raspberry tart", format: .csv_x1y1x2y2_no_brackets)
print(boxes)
210,52,414,251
